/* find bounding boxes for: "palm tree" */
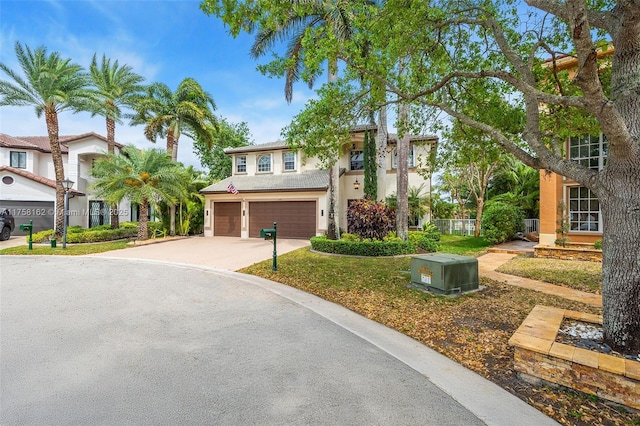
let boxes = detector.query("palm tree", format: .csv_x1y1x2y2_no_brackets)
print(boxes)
130,78,216,162
0,42,91,237
88,53,145,228
130,77,217,235
91,145,187,240
176,166,207,236
249,0,366,239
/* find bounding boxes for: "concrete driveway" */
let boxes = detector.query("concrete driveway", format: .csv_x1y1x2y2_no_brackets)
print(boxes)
0,235,28,249
91,236,311,270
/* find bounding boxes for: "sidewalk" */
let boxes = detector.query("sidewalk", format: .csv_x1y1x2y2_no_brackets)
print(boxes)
477,252,602,308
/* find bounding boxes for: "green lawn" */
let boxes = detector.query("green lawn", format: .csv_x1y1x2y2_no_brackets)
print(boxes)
437,234,492,256
0,241,130,255
496,256,602,294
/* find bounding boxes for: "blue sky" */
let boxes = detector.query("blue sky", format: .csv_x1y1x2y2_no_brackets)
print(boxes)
0,0,321,168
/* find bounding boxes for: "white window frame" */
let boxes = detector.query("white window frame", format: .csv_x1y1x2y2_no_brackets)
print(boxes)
10,151,27,169
565,133,607,233
392,145,415,168
283,151,296,171
569,134,607,171
257,154,272,173
567,186,601,233
236,156,247,173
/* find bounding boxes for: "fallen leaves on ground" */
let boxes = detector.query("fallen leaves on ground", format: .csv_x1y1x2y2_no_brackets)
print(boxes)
241,249,638,426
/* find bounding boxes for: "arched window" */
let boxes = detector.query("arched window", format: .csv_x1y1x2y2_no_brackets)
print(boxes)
257,154,272,173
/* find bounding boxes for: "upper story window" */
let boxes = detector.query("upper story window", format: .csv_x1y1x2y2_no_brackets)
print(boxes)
10,151,26,169
283,151,296,171
257,154,272,173
392,146,415,168
236,156,247,173
350,150,364,171
569,134,607,170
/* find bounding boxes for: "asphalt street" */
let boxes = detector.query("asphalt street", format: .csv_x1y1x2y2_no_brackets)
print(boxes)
0,255,558,425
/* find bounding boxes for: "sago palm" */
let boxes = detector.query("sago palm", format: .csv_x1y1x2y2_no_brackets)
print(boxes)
91,145,187,240
0,42,92,236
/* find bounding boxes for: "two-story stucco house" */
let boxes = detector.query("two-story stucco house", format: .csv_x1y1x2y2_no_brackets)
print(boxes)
201,127,437,239
0,132,133,234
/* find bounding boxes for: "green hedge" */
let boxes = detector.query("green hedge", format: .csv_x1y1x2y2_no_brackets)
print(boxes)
28,221,164,243
310,236,416,256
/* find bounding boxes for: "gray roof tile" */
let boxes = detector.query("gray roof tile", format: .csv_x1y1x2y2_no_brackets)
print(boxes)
201,170,329,194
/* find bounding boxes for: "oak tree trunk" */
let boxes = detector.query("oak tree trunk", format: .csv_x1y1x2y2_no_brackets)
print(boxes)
599,156,640,354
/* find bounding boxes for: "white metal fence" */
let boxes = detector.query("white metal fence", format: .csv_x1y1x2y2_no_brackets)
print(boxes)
432,218,539,236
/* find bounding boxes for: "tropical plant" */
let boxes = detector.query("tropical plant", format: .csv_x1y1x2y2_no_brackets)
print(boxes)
0,42,91,236
387,183,430,229
177,166,207,235
88,53,145,228
91,146,187,240
129,77,218,235
488,160,540,218
346,199,395,240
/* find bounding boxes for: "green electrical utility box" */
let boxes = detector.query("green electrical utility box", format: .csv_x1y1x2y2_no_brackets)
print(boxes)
409,253,479,295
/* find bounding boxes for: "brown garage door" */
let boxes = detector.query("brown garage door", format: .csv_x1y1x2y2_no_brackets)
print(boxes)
249,201,316,239
214,202,241,237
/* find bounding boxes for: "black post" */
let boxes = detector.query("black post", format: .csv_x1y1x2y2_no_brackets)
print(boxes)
272,221,277,271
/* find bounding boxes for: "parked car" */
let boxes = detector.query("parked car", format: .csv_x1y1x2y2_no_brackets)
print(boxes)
0,209,15,241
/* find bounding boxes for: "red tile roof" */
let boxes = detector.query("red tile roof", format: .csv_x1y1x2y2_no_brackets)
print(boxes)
0,165,85,196
0,132,122,154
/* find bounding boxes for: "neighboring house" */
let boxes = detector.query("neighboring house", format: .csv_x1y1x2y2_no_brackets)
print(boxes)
0,132,132,234
201,126,437,239
538,48,613,246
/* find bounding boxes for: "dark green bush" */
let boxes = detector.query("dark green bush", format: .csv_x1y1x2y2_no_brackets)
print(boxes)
594,239,603,250
482,202,525,245
347,199,395,240
29,221,165,243
310,236,415,256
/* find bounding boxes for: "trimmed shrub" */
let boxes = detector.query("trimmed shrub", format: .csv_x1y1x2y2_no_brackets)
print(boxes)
594,239,603,250
347,199,395,240
30,229,55,243
482,202,525,245
28,221,166,243
408,231,439,252
310,236,415,256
